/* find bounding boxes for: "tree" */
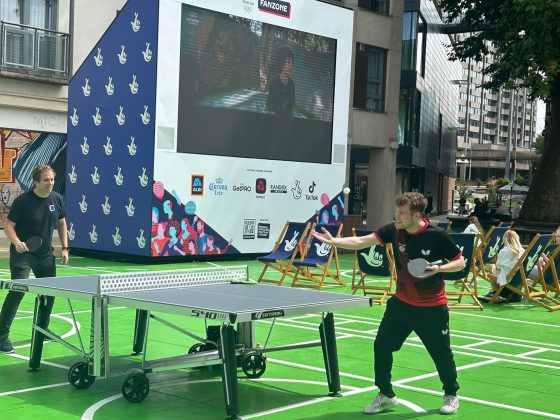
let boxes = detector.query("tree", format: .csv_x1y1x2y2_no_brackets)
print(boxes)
534,134,544,156
440,0,560,223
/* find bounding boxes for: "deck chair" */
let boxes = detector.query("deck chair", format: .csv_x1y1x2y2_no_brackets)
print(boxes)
531,242,560,297
476,226,509,283
350,228,396,304
438,221,451,231
444,233,483,310
489,233,560,311
290,223,344,290
257,221,312,286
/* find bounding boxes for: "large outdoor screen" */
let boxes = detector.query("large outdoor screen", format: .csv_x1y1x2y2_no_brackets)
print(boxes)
176,4,337,163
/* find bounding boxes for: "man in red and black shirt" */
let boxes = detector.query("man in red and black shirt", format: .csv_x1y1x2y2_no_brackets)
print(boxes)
312,192,465,415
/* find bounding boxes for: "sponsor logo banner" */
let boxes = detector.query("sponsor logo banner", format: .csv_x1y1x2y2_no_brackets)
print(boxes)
191,175,204,195
243,219,256,239
209,177,228,196
252,309,285,319
258,0,291,18
257,222,270,239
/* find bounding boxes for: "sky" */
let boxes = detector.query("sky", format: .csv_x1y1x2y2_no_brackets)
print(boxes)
536,99,545,134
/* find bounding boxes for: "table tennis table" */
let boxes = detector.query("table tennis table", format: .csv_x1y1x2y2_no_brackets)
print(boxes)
1,266,372,419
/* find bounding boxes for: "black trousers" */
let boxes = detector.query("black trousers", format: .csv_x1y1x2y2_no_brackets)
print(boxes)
374,296,460,397
0,252,56,337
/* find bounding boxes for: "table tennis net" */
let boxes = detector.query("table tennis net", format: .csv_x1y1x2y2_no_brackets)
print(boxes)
98,265,249,294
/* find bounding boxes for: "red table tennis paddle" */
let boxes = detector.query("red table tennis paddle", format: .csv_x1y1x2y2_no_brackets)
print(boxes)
24,236,43,252
407,258,442,279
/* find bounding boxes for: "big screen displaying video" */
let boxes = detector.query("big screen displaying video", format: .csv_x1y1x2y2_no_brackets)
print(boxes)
177,4,337,164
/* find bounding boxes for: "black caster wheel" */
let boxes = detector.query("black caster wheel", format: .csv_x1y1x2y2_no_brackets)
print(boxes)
188,343,205,354
122,373,150,403
68,362,95,389
241,353,267,378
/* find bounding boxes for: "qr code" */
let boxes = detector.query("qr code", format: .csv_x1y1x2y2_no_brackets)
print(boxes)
243,219,256,239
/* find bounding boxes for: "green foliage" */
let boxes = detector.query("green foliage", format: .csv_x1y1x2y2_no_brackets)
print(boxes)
474,177,482,187
439,0,560,99
456,180,472,200
497,178,510,187
514,174,527,186
534,134,545,156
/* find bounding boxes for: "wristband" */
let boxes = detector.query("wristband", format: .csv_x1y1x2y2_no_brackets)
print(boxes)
61,247,70,251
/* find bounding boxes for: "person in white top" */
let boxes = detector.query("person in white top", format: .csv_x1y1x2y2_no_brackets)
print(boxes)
512,200,522,220
489,230,524,289
463,216,484,235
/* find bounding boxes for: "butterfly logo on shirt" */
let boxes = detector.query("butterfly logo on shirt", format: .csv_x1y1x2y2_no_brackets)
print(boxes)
421,249,431,256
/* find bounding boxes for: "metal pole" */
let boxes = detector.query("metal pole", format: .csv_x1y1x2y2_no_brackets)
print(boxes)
465,58,471,180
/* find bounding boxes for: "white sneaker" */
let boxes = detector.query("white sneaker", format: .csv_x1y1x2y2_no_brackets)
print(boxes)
363,393,399,414
440,394,459,415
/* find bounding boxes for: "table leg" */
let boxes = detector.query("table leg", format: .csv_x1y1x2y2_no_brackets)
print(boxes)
319,312,341,396
132,309,149,355
220,324,240,420
28,295,54,371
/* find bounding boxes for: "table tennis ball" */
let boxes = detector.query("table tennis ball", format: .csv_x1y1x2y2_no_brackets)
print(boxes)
343,187,351,195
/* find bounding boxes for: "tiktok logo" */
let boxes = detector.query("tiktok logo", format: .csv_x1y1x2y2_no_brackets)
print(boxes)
309,181,316,193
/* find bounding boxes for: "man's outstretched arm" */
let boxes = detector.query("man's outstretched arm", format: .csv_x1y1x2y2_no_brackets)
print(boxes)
311,227,381,251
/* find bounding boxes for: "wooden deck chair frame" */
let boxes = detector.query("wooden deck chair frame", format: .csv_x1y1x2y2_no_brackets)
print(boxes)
531,243,560,298
445,233,483,310
476,226,510,283
489,233,560,311
350,228,396,304
291,223,344,290
257,221,313,286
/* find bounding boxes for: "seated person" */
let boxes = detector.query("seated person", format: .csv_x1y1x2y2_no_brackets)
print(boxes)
463,216,484,235
494,200,511,220
529,227,560,279
480,230,524,301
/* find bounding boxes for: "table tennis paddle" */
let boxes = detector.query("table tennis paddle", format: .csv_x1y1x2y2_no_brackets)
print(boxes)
407,258,442,279
24,236,43,252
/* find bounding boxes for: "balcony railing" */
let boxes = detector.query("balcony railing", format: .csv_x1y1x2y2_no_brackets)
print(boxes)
0,21,70,76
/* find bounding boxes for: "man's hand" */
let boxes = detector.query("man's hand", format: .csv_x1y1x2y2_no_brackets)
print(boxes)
311,227,334,246
15,241,29,253
60,249,69,265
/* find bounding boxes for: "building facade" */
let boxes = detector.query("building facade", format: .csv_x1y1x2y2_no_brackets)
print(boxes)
0,0,73,226
454,39,539,182
396,0,462,214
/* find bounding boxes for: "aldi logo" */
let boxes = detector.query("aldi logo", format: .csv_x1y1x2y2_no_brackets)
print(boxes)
191,175,204,195
258,0,290,18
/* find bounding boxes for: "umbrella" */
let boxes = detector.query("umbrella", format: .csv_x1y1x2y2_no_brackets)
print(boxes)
498,182,528,211
497,182,529,193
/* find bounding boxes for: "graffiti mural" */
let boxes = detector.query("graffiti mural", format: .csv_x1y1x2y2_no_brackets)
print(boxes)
0,128,67,228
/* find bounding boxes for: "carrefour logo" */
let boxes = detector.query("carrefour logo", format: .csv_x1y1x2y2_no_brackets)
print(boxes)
209,178,228,196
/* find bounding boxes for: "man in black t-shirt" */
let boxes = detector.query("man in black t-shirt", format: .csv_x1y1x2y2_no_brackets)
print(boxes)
312,192,465,415
0,165,69,354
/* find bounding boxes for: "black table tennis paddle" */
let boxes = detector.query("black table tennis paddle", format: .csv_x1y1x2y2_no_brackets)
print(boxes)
24,236,43,252
407,258,442,279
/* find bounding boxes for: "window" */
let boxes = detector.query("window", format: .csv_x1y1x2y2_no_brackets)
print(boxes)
358,0,389,15
354,43,386,112
397,88,421,147
401,12,426,76
486,111,497,118
0,0,58,30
